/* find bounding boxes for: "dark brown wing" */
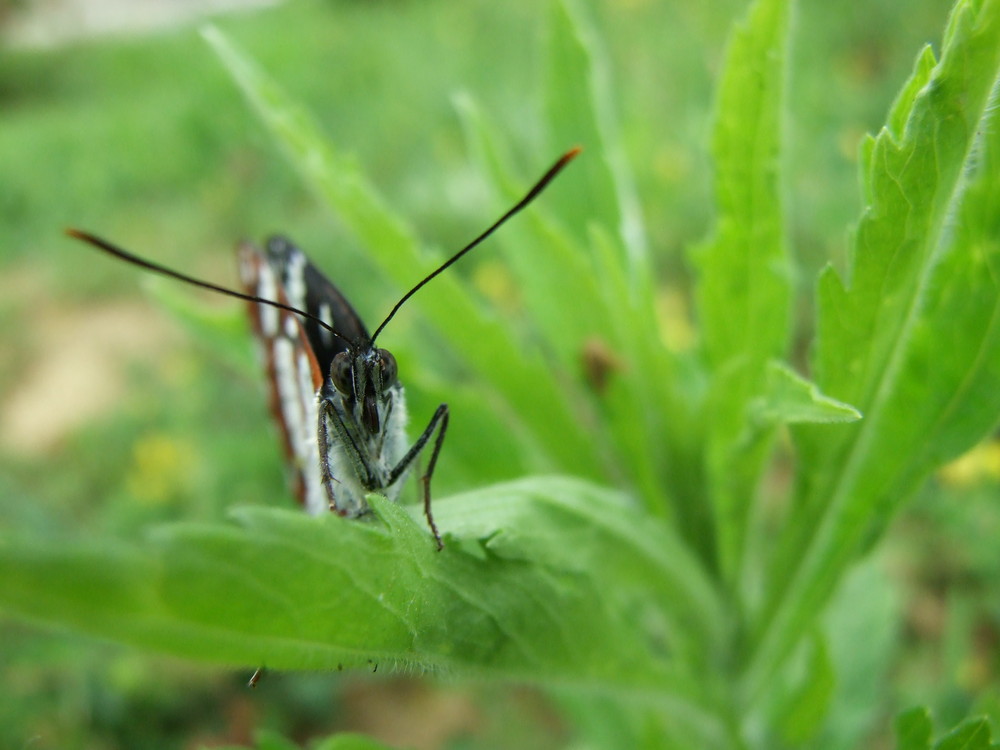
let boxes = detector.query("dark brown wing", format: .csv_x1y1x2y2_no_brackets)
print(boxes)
262,236,371,376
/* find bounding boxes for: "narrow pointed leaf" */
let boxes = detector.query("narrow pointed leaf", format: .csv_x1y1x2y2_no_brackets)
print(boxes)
544,0,649,283
693,0,793,584
750,361,862,425
751,0,1000,699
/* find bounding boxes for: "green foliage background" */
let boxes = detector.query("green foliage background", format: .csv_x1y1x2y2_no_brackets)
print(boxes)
2,0,1000,748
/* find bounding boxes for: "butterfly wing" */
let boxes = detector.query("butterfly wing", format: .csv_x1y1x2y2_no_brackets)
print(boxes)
238,236,369,515
261,236,371,374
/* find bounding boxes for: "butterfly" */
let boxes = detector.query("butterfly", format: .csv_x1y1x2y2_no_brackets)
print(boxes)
236,235,445,538
67,147,580,550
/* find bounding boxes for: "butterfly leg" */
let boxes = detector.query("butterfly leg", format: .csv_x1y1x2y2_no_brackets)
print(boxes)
388,404,449,550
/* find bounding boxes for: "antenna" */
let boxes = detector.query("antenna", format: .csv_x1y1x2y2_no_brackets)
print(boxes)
64,229,349,345
369,146,581,343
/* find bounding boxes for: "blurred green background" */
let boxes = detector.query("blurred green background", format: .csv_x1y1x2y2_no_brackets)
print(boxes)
2,0,997,748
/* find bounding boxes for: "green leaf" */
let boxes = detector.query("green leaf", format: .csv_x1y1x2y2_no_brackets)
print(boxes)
895,707,933,750
695,0,792,369
0,478,725,738
893,710,999,750
820,558,902,747
935,718,996,750
544,0,649,285
692,0,793,586
200,25,604,483
750,361,862,425
774,633,835,744
750,0,1000,702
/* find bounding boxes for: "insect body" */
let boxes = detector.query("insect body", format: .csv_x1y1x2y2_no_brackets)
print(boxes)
67,147,579,550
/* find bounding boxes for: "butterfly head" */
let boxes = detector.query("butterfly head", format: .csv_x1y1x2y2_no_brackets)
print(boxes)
329,345,398,434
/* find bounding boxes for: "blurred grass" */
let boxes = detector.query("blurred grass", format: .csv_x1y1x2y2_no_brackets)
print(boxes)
0,0,989,748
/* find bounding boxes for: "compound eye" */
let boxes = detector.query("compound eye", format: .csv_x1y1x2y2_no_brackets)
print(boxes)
330,352,353,394
377,349,397,390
